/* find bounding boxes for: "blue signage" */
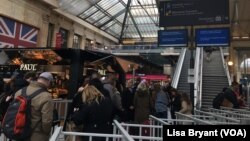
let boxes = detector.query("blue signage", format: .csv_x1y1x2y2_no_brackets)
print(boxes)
158,29,188,47
195,28,230,47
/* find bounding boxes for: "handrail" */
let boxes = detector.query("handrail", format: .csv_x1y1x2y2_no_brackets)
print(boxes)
113,120,135,141
171,48,187,88
175,112,214,125
194,47,201,110
194,110,240,123
220,47,231,86
149,115,171,125
49,126,62,141
198,47,203,109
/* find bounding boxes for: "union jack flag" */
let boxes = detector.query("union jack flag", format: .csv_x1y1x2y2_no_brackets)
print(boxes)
0,16,39,48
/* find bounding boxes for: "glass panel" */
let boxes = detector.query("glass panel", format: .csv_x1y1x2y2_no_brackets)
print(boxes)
101,21,115,30
117,13,125,23
58,0,94,15
87,11,105,22
134,17,152,24
98,0,119,10
106,23,122,38
121,0,128,5
79,7,98,19
107,3,125,15
95,16,110,26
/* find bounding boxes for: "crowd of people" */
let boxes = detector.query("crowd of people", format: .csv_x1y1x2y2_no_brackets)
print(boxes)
1,71,54,141
0,71,194,141
65,72,193,140
1,70,248,141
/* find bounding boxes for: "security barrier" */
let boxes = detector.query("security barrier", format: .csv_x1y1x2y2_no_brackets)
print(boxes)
50,120,135,141
3,99,250,141
53,99,72,121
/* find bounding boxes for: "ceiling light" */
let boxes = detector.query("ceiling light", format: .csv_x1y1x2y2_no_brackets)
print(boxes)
228,61,233,66
242,36,249,39
233,36,240,39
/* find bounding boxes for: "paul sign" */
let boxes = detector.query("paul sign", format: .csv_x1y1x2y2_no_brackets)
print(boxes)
20,64,37,71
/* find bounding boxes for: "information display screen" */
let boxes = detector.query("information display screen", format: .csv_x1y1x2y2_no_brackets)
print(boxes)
158,29,188,47
195,28,230,47
159,0,229,27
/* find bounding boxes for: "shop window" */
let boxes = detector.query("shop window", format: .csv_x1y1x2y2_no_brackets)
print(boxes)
47,23,54,47
73,34,81,49
59,28,68,48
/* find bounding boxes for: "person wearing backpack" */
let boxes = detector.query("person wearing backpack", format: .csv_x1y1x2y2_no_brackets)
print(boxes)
2,72,54,141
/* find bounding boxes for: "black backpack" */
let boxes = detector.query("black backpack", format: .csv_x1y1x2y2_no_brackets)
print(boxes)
1,87,44,140
212,92,225,109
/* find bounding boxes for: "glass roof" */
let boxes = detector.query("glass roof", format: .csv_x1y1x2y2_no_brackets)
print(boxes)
58,0,160,42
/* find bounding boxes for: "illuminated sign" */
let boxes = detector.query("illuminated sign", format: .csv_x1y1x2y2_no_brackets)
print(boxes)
158,29,188,47
195,28,230,47
20,64,37,71
159,0,229,26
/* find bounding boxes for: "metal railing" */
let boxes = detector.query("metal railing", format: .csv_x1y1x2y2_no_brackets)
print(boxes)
171,48,187,89
198,47,204,109
53,99,72,121
194,47,202,109
220,47,231,86
50,120,135,141
175,112,213,125
194,110,240,124
208,108,250,121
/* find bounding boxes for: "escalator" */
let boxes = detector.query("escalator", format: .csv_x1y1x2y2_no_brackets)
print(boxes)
201,48,230,109
172,48,193,95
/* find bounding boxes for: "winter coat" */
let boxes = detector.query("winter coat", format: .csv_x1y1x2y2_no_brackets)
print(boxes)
122,88,135,122
72,97,114,141
134,89,152,124
15,81,53,141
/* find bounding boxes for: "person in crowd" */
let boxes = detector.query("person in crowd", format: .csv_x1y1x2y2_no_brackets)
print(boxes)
134,80,153,124
179,92,193,125
24,71,37,83
0,75,4,94
153,83,170,119
2,71,21,114
168,87,182,120
223,83,240,108
89,77,110,98
72,85,114,141
204,47,213,62
12,72,29,94
68,76,90,116
132,77,141,94
102,72,116,97
14,72,54,141
103,72,123,120
238,95,246,108
122,79,135,122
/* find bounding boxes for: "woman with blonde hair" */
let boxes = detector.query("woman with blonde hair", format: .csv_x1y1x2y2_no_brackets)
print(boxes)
72,85,114,141
134,81,153,124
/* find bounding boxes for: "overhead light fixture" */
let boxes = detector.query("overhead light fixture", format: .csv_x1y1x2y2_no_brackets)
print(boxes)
233,36,240,39
242,36,250,39
228,61,233,66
